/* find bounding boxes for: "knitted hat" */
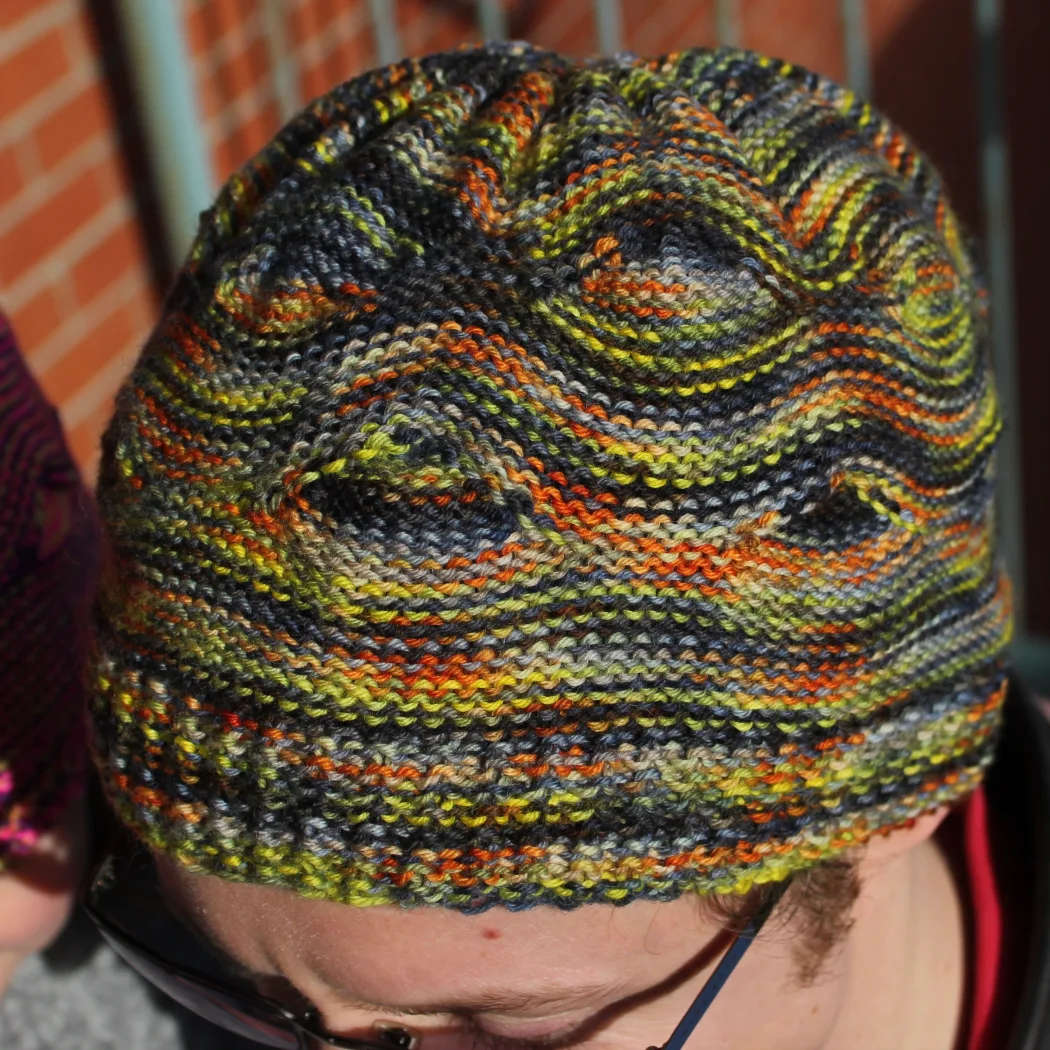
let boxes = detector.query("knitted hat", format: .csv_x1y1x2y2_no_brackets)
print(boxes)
1,313,97,864
91,42,1011,911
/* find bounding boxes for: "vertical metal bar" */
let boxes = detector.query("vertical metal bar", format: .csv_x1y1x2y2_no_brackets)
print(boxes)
839,0,872,98
261,0,301,122
476,0,508,41
113,0,214,266
367,0,402,65
594,0,622,55
715,0,741,48
975,0,1026,630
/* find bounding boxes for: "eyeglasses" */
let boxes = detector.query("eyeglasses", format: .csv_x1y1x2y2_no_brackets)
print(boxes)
83,844,790,1050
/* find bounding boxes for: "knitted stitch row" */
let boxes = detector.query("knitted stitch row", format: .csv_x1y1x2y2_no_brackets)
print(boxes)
91,42,1011,910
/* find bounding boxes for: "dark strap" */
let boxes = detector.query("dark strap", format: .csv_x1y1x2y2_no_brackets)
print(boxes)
659,878,792,1050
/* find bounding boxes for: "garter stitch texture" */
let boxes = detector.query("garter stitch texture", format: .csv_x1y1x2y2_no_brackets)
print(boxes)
91,42,1012,911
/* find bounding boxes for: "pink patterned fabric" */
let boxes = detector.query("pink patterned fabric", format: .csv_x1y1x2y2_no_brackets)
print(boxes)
0,311,99,863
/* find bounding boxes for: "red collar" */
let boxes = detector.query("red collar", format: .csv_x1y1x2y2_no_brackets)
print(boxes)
958,785,1005,1050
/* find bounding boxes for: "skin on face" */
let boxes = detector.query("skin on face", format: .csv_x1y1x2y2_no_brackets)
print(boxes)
157,809,964,1050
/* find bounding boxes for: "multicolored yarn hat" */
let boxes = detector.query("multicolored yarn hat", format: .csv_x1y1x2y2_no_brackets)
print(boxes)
91,41,1011,911
1,313,97,864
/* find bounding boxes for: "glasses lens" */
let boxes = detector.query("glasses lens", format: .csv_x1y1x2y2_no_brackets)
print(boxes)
97,927,301,1048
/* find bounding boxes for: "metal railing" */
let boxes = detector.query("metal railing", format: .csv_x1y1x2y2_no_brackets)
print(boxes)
113,0,1048,692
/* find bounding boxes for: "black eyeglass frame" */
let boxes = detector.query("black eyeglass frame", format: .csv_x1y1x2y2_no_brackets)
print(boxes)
82,847,792,1050
82,850,394,1050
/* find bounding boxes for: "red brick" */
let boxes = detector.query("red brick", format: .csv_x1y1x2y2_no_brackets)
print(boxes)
33,80,111,170
213,130,244,180
0,166,107,286
0,145,25,208
621,0,660,51
299,41,365,103
628,1,716,55
232,0,260,37
8,285,63,352
213,33,271,105
0,0,60,30
399,3,475,57
197,0,256,44
0,28,71,116
212,96,279,176
740,0,846,82
65,3,103,68
37,296,139,407
194,70,225,122
244,100,282,152
293,0,342,51
326,28,374,85
70,216,146,308
300,55,338,103
287,0,315,50
92,145,132,201
397,0,432,54
184,3,212,59
212,138,236,182
676,6,719,49
397,0,430,26
524,0,595,56
193,71,218,124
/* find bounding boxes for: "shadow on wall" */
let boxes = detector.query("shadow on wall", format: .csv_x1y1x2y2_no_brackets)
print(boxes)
872,0,1048,638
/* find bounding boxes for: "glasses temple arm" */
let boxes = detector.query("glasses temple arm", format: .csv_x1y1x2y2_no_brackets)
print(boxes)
657,878,793,1050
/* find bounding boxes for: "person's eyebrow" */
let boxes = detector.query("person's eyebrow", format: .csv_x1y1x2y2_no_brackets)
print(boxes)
311,982,618,1050
317,981,619,1018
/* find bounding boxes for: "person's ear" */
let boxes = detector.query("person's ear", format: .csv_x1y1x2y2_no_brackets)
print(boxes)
861,805,952,864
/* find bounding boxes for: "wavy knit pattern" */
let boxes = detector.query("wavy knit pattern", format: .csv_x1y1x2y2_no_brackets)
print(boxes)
1,314,95,863
91,42,1011,910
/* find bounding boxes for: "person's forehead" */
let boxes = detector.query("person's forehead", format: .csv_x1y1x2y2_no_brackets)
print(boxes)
157,853,707,1005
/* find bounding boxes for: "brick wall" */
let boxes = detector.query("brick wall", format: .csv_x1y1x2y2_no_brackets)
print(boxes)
185,0,375,177
0,0,876,478
0,0,156,471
